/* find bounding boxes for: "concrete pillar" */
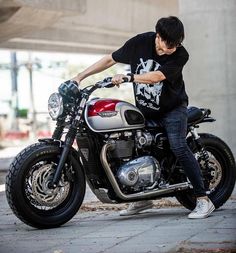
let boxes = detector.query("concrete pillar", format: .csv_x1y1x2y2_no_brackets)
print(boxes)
179,0,236,155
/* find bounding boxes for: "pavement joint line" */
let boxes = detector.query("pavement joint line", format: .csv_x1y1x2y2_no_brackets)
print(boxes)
99,228,150,253
177,215,225,250
100,212,184,253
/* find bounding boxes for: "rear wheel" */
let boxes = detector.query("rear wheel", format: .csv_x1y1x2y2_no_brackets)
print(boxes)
6,142,86,228
176,133,236,210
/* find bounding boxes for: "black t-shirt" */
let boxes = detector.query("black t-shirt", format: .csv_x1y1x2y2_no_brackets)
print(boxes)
112,32,189,119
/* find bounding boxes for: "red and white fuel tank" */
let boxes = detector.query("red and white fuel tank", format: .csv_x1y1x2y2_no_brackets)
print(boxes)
84,98,145,132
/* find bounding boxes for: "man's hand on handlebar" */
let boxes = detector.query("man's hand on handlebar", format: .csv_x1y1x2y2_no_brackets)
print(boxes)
71,74,82,86
112,74,130,87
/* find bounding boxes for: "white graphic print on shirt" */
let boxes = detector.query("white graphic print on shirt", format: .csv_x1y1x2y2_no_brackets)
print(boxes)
135,58,163,111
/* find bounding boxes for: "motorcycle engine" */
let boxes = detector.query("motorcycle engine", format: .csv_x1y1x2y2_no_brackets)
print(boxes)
117,156,161,192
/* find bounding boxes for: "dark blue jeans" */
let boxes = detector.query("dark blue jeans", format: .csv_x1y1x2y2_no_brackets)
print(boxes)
159,106,206,197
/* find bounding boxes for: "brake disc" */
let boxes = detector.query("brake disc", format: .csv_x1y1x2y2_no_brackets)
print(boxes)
30,164,70,207
198,152,223,192
207,153,222,190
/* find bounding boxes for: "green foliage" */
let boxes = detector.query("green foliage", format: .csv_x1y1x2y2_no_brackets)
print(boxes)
17,108,28,118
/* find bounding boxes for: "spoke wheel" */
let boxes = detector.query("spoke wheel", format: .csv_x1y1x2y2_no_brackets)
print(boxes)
175,133,236,210
6,143,86,228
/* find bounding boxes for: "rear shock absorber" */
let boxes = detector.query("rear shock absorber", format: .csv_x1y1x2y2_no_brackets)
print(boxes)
190,126,210,163
189,127,214,192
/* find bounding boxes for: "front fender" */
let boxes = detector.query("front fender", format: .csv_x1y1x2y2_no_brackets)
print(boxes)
38,138,85,174
38,138,63,147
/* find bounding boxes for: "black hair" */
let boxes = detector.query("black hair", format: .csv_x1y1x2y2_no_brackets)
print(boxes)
155,16,185,48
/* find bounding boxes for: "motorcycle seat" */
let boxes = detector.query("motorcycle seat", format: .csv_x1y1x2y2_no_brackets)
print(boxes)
145,106,204,128
187,106,203,124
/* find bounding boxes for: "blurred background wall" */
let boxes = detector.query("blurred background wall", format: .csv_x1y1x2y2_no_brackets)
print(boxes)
0,0,235,154
179,0,236,155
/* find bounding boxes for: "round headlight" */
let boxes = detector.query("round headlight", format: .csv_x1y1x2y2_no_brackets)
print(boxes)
48,93,63,120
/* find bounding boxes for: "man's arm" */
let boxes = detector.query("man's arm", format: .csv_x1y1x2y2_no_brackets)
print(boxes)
73,54,116,83
133,71,166,84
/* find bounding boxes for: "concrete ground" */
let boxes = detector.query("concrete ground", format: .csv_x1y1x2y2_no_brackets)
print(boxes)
0,146,236,253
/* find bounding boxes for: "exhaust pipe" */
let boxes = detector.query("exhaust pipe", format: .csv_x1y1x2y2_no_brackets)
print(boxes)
100,142,190,201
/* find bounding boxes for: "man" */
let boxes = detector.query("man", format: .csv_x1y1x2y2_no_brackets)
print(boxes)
72,16,215,219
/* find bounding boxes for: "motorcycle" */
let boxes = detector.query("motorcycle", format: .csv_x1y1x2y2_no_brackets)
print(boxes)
6,77,236,229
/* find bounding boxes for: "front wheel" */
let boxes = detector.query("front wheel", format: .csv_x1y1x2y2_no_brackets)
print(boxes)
6,142,86,229
176,133,236,210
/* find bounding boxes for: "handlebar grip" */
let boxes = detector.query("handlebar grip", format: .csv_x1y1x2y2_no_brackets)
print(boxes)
103,77,112,83
104,83,115,88
122,77,129,83
96,76,130,89
104,76,129,83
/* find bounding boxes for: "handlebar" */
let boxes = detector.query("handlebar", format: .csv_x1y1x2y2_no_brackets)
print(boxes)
95,76,129,88
59,76,130,98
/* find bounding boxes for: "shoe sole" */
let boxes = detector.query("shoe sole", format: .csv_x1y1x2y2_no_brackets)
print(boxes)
119,204,153,216
188,205,215,219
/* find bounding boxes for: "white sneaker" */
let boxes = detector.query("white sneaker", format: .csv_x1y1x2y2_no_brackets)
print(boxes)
188,198,215,219
119,200,153,216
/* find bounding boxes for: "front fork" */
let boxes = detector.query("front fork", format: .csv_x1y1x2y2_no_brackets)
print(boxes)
49,95,88,188
50,126,77,188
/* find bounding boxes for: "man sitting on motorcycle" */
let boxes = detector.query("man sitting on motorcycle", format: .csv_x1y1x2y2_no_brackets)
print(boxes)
72,16,215,219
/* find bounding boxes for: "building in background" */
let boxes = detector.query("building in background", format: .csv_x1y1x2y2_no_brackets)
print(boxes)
0,0,235,154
